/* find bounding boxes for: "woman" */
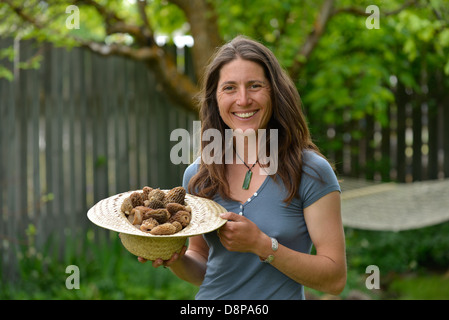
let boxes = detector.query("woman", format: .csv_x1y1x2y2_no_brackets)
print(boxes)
143,35,346,299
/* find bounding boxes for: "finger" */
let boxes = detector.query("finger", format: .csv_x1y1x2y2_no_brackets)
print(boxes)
220,211,244,222
152,258,164,268
165,245,187,267
137,256,147,263
180,245,188,256
165,252,179,266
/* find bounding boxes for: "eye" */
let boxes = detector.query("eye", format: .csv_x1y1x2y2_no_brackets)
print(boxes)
222,85,236,92
249,82,264,91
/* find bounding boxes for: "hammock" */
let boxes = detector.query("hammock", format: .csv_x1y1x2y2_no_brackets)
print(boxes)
340,177,449,231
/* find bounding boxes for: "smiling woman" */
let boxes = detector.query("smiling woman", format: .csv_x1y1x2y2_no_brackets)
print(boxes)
216,59,272,134
141,35,346,300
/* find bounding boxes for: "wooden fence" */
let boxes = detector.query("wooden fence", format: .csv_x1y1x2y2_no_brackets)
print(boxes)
1,37,448,283
308,76,449,184
0,38,197,282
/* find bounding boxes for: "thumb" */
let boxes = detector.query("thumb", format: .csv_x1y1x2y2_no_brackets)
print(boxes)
220,211,244,222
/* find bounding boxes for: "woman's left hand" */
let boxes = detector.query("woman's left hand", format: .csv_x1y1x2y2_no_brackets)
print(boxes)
217,212,269,255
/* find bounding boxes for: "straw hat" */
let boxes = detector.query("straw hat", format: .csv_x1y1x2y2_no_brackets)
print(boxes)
87,190,228,260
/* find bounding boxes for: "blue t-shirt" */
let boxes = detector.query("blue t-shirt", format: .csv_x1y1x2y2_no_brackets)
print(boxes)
182,150,341,300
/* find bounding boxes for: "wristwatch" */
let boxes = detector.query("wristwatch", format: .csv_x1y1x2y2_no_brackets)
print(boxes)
260,237,278,263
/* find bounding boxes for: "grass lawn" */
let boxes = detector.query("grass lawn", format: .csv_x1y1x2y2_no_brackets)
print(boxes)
388,273,449,300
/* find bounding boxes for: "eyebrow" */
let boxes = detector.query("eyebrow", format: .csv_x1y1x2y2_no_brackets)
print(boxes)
218,80,267,87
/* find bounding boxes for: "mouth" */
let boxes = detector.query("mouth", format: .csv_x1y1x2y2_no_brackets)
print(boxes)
232,110,258,119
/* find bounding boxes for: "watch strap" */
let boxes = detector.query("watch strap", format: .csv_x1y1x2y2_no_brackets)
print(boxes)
261,237,278,263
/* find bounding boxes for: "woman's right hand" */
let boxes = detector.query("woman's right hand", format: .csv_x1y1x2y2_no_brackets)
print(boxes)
139,235,208,286
138,245,188,268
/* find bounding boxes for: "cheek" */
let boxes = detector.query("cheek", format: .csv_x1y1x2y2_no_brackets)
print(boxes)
259,94,273,127
216,93,232,114
258,92,272,112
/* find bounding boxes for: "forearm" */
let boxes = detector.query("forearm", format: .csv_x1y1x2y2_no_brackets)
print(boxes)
168,250,207,287
219,210,346,295
255,234,346,295
271,244,346,295
268,191,347,295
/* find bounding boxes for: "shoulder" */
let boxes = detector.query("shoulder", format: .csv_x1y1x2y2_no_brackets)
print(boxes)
302,150,335,178
300,150,340,208
182,157,201,189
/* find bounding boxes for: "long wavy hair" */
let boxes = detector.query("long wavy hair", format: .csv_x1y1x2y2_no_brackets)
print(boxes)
188,35,326,204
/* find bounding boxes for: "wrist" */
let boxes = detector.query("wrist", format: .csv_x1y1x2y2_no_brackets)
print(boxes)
256,234,278,262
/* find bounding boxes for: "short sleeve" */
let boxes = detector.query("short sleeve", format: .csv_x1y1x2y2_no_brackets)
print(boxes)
300,151,341,208
182,157,200,191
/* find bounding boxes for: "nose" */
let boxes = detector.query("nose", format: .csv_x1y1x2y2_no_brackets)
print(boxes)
236,87,252,106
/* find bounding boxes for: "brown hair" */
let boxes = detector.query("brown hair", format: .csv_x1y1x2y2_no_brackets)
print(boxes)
188,35,324,204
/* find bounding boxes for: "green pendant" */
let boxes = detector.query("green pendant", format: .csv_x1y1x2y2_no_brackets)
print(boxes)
242,170,253,190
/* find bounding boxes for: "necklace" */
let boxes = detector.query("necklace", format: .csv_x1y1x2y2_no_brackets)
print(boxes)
234,148,259,190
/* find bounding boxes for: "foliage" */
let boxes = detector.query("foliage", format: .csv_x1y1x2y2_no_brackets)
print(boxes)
302,14,393,125
302,2,448,125
345,222,449,275
2,0,444,143
5,222,449,299
1,0,449,300
214,0,449,152
388,274,449,300
1,229,198,299
290,1,449,162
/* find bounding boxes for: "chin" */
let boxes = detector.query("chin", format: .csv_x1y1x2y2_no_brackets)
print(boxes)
233,126,259,134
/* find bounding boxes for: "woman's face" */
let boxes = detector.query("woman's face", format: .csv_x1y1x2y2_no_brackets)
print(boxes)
216,58,272,133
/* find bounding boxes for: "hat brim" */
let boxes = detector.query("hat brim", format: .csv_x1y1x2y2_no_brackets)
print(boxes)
87,190,228,238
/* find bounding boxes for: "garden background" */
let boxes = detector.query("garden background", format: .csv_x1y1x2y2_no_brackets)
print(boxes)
1,0,449,299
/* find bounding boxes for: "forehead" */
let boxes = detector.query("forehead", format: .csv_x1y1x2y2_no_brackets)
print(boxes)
218,58,267,82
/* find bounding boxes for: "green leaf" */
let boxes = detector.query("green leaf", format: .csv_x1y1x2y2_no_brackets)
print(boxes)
444,60,449,75
0,66,13,81
0,46,15,61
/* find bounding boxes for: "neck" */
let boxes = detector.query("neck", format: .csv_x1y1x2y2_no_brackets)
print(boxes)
233,132,258,165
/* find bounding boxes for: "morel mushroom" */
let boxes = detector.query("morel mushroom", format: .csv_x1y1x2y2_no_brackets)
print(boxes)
140,218,159,232
165,202,186,215
164,187,186,205
129,191,144,207
144,208,170,224
121,197,133,215
169,210,191,227
150,223,177,235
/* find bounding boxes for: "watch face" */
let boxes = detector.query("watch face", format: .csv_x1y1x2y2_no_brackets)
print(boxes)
271,238,278,251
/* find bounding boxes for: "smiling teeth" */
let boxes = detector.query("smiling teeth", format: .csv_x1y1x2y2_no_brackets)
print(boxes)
234,111,257,118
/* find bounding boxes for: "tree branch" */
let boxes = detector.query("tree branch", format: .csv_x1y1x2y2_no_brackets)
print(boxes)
136,0,155,44
73,0,154,46
73,0,199,111
288,0,419,81
80,38,198,111
137,0,152,33
1,0,45,29
168,0,223,80
144,51,200,112
79,38,198,112
2,0,199,112
332,0,418,17
78,39,158,60
74,0,121,23
288,0,335,81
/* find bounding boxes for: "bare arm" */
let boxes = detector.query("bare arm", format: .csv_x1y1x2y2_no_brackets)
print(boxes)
218,191,346,295
148,234,209,287
268,191,346,294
